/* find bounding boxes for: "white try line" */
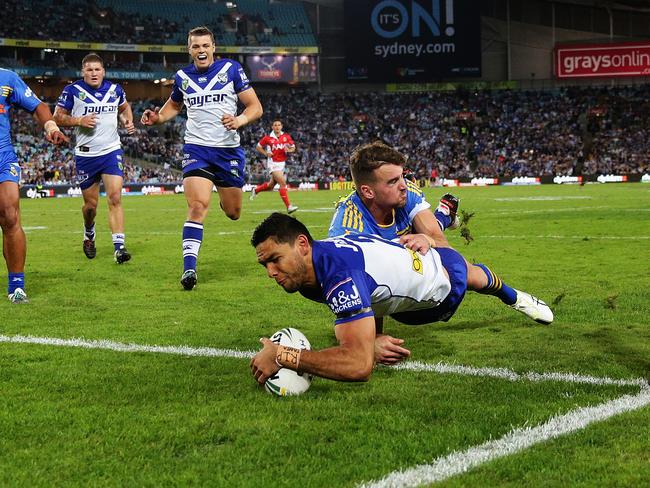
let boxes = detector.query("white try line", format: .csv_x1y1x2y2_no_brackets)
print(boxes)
2,333,648,488
1,334,646,389
359,388,650,488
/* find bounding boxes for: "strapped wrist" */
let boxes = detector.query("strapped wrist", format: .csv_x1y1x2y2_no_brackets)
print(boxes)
275,345,302,370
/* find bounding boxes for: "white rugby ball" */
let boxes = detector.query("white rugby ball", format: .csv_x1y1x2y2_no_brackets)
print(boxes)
264,327,313,396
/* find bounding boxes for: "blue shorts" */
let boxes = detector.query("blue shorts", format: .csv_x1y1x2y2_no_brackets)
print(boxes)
181,144,246,188
75,149,124,190
391,247,468,325
0,151,20,185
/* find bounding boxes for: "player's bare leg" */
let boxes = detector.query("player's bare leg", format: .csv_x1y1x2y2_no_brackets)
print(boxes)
102,174,130,263
81,182,99,259
0,181,28,302
216,186,242,221
272,170,297,213
180,176,215,289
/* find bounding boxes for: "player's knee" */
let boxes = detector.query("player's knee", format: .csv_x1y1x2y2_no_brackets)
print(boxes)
106,193,122,208
223,206,241,220
188,200,209,221
0,206,19,231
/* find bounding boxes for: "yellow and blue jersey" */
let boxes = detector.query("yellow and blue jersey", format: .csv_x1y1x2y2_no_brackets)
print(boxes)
327,181,430,239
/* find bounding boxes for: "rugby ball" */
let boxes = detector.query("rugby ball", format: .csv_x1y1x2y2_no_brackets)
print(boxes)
264,327,313,396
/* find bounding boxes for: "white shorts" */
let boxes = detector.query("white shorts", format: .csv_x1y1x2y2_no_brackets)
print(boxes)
267,160,286,174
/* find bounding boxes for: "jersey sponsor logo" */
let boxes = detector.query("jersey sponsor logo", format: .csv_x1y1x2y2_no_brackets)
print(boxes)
198,76,207,83
25,87,33,97
326,277,363,315
185,93,228,108
9,164,19,177
408,249,423,274
216,73,228,84
82,104,118,116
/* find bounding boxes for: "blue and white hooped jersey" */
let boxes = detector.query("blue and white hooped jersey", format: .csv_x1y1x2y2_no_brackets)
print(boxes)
57,80,126,157
170,59,251,148
0,68,41,155
328,182,431,239
308,234,451,325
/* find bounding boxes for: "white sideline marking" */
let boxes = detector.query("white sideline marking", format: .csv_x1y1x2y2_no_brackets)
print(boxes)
359,389,650,488
2,334,648,487
477,235,650,241
394,361,648,389
493,196,592,201
0,334,255,359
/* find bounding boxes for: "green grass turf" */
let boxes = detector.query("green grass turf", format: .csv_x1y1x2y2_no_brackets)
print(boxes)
1,183,649,486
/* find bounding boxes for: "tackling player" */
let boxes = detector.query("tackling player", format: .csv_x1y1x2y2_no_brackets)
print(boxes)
250,119,298,213
54,53,136,264
1,68,68,303
250,213,553,383
141,26,263,290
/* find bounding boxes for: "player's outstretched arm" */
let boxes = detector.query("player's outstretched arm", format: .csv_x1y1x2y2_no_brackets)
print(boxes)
141,98,182,126
256,143,271,158
35,103,68,145
250,315,376,383
412,209,451,248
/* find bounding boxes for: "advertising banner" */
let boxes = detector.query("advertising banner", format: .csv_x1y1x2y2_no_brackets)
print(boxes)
555,41,650,79
344,0,481,82
245,55,318,83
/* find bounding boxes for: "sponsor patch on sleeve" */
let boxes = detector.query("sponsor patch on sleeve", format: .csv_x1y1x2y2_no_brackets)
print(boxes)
324,276,372,324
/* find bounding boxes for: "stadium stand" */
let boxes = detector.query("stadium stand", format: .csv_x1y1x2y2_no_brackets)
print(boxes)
11,85,648,186
1,0,316,47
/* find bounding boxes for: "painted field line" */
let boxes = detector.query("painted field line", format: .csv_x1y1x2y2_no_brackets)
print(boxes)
1,335,646,390
359,388,650,488
477,235,650,241
394,360,648,389
0,334,255,359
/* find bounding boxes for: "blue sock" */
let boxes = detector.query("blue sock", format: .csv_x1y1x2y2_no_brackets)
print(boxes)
112,233,125,251
474,264,518,305
8,272,25,295
182,221,203,272
434,210,452,230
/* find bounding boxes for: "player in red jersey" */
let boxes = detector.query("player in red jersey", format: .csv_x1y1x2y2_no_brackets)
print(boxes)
250,119,298,213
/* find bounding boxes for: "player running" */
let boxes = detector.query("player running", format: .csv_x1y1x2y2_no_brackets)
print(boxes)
54,53,136,264
141,26,263,290
250,119,298,213
1,68,68,303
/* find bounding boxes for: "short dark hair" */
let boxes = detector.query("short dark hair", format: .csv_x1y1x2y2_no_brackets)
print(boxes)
81,53,104,68
251,213,313,247
349,141,407,185
188,26,215,45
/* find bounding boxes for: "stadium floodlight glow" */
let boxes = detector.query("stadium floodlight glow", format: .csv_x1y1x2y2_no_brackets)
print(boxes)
160,78,167,82
153,79,160,84
226,1,237,8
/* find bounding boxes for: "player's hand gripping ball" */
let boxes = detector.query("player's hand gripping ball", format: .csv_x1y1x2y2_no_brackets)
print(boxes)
265,328,313,396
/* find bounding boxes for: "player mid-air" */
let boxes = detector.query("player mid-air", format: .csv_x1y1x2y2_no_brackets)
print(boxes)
141,26,263,290
250,213,553,384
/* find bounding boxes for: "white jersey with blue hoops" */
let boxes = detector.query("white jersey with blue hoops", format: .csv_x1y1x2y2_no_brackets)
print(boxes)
57,80,126,157
170,59,251,148
309,234,452,325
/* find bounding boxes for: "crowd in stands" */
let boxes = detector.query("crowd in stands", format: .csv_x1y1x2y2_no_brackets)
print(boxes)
2,0,315,47
10,85,650,186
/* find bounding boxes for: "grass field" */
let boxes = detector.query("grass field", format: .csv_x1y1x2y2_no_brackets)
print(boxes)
1,183,649,487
